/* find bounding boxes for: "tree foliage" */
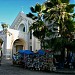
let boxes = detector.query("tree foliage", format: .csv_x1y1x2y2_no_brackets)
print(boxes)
43,0,75,50
27,0,75,50
27,3,48,41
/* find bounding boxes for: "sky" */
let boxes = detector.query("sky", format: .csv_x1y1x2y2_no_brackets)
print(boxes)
0,0,45,30
0,0,75,30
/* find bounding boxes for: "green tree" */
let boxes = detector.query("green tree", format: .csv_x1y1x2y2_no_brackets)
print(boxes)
43,0,75,51
27,0,75,51
27,3,48,48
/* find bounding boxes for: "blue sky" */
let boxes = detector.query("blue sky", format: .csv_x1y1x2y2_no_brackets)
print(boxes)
0,0,75,30
0,0,45,30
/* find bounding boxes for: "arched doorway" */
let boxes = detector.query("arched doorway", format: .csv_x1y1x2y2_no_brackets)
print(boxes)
0,38,3,48
0,38,4,56
12,39,26,54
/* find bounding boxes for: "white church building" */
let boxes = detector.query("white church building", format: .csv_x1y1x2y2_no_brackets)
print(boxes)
0,11,41,59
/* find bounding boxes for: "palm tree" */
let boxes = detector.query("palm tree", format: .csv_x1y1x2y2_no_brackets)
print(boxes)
1,23,8,29
1,23,8,34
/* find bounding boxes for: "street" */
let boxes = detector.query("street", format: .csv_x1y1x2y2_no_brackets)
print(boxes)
0,58,74,75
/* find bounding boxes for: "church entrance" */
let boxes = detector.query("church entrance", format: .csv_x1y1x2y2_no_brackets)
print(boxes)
16,45,23,52
0,38,3,48
12,39,26,54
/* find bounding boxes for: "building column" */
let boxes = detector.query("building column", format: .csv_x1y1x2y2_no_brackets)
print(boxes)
32,31,35,51
3,33,12,59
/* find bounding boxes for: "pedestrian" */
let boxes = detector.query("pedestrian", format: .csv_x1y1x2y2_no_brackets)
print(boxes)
70,54,74,69
0,48,2,66
67,51,74,69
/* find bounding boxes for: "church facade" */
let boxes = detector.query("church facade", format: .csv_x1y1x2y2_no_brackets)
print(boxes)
0,11,41,59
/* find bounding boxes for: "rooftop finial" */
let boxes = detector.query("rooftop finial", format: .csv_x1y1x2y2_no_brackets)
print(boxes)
21,6,24,13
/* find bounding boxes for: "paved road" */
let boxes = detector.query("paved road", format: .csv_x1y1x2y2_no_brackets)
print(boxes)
0,58,74,75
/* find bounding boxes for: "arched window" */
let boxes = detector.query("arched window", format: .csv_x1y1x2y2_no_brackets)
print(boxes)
23,27,25,32
18,24,25,32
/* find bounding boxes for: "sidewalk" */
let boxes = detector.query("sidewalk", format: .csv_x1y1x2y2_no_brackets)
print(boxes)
54,68,75,74
1,58,75,74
